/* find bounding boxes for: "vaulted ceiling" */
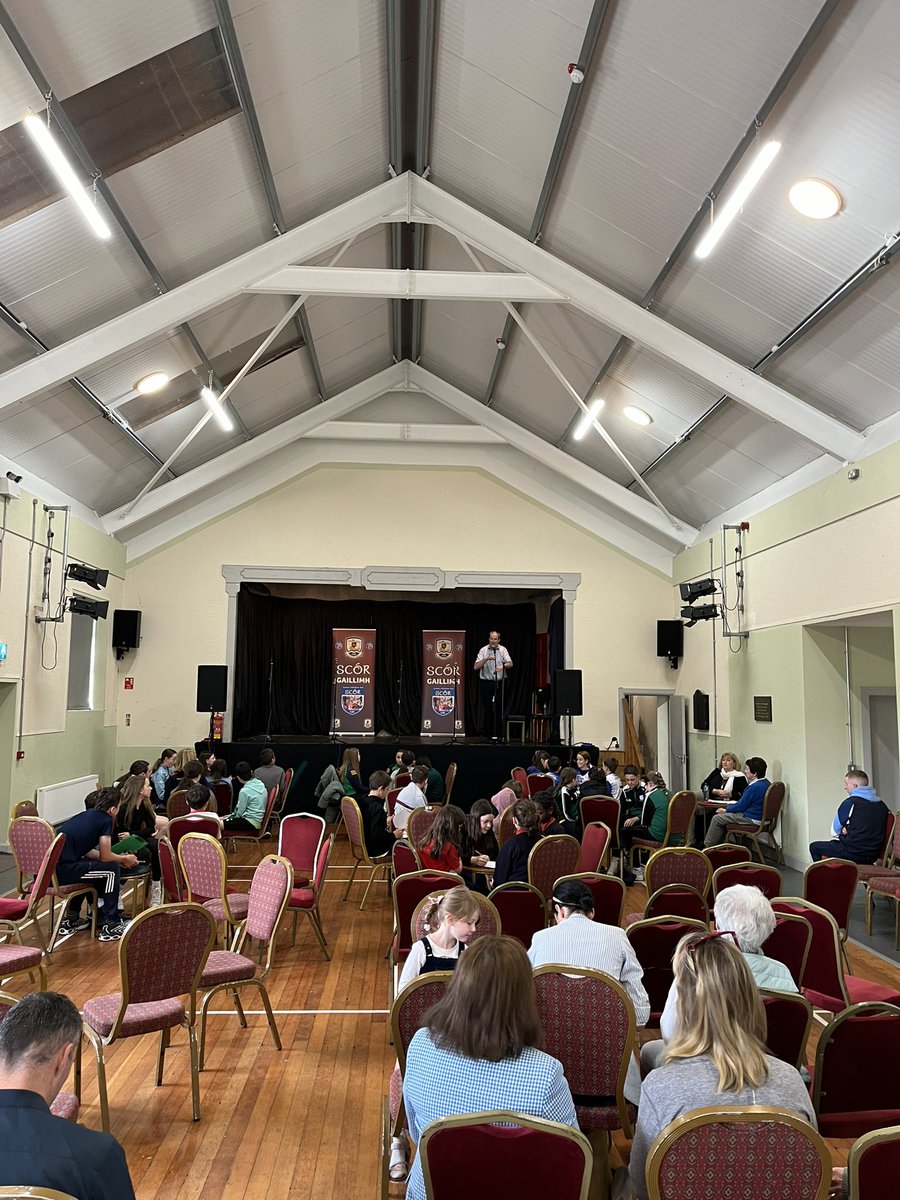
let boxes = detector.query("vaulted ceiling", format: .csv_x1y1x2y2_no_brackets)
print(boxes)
1,0,898,561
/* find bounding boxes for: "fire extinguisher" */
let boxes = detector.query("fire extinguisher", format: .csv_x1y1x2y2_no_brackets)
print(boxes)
212,713,223,740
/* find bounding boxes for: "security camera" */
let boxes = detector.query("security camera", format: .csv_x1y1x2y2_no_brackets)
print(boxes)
567,64,584,83
495,338,506,350
5,471,22,484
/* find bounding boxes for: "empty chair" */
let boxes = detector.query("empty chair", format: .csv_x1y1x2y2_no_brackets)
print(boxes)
723,782,786,864
812,1002,900,1137
640,883,709,925
703,843,752,899
579,821,611,874
178,832,250,941
11,800,38,820
553,872,625,927
211,780,233,816
158,836,186,903
527,774,554,798
0,832,74,966
712,861,782,900
487,883,547,949
5,819,97,951
444,762,457,804
625,917,708,1027
865,873,900,948
579,796,620,857
761,990,814,1072
287,834,334,958
846,1124,900,1200
644,846,712,898
341,796,391,910
392,839,422,878
804,858,858,969
278,812,326,887
527,835,581,901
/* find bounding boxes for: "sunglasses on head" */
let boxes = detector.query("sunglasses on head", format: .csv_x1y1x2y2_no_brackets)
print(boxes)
686,930,738,960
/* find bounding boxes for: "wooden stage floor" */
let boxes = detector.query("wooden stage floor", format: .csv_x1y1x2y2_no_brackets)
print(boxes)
5,836,893,1198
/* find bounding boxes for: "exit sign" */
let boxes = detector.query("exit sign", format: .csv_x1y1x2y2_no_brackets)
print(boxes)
124,677,134,690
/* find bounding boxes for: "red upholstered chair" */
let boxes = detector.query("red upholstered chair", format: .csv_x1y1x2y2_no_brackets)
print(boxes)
382,972,454,1200
762,912,813,989
412,891,501,943
527,834,581,901
0,993,78,1121
626,917,708,1027
419,1111,593,1200
0,832,75,968
167,789,191,820
197,854,292,1069
712,861,782,900
724,781,787,864
865,874,900,948
394,774,412,789
640,884,709,925
580,797,620,858
387,789,403,821
812,1002,900,1137
761,990,814,1072
391,840,422,878
225,786,279,853
858,812,899,888
644,846,712,898
287,834,334,958
553,872,625,928
11,800,38,819
407,806,438,848
645,1106,832,1200
178,833,250,942
772,897,900,1012
527,774,554,798
75,903,217,1131
804,858,858,969
496,807,516,847
846,1125,900,1199
278,812,326,888
211,781,233,816
389,871,463,1003
168,813,222,853
444,762,457,804
533,965,637,1137
341,796,391,910
511,766,529,794
487,883,547,948
579,821,611,874
158,837,186,902
703,843,752,900
628,791,696,873
8,817,97,949
266,765,294,836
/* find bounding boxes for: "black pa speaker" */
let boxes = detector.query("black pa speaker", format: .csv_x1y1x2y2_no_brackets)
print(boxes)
196,665,228,713
553,669,583,716
112,609,141,651
657,619,684,659
693,690,710,731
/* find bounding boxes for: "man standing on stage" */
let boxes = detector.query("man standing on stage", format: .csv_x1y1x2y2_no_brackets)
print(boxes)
474,630,513,740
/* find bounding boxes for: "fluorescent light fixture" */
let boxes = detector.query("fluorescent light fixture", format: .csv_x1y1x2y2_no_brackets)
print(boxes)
695,139,781,259
789,178,842,219
623,405,652,426
135,371,169,395
573,397,604,441
201,386,234,432
23,113,112,240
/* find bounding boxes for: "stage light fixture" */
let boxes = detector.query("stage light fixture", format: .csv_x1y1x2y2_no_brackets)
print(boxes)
67,596,109,621
679,578,718,603
681,603,719,628
66,563,109,591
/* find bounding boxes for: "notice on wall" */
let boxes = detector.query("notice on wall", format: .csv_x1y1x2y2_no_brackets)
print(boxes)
753,695,773,722
421,630,465,737
331,628,376,736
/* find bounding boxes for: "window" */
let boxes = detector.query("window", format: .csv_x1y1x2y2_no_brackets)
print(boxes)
67,611,96,711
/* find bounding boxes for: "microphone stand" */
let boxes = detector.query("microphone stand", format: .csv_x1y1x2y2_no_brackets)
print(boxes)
264,657,274,742
395,657,404,742
329,661,339,744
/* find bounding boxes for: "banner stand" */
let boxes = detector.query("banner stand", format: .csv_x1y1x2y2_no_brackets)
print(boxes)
331,628,377,737
421,631,465,738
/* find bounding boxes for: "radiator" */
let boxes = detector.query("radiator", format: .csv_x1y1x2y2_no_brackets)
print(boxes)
35,774,99,826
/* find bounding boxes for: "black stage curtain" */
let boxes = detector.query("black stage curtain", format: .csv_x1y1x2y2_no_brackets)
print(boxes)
233,589,538,738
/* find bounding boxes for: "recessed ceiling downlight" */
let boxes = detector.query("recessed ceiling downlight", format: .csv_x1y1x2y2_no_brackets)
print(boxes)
135,372,169,395
789,179,842,219
623,405,652,426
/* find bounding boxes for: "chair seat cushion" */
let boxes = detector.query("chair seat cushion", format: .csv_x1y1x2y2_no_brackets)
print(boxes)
624,913,642,926
203,895,250,922
816,1109,900,1139
50,1091,80,1121
724,823,760,835
199,950,257,986
49,882,97,897
0,944,43,971
865,875,900,897
630,838,660,851
573,1099,637,1131
389,1065,403,1123
288,887,317,909
858,865,898,884
846,975,900,1006
802,987,845,1014
0,897,29,919
83,992,185,1037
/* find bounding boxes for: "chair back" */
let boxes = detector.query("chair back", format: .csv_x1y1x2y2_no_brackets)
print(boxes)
533,965,637,1135
812,1002,900,1137
626,916,708,1022
168,813,221,851
771,898,848,1009
645,846,711,896
847,1125,900,1199
392,871,464,961
487,883,547,947
511,766,529,794
643,883,709,924
392,839,422,877
761,912,813,989
580,796,620,848
158,837,185,902
387,788,402,818
527,834,581,901
759,782,787,832
419,1111,592,1200
167,789,190,820
407,806,437,847
761,990,813,1072
803,858,859,936
212,781,233,815
117,904,217,1026
878,810,897,868
394,774,411,789
341,797,374,865
28,833,67,910
444,762,457,803
244,855,293,953
309,834,334,897
178,832,228,904
8,816,54,881
279,766,294,808
278,813,326,881
553,872,625,927
579,822,611,873
496,806,516,847
660,790,696,846
645,1105,832,1200
11,801,38,819
527,774,554,798
391,971,455,1072
704,843,752,874
712,861,782,899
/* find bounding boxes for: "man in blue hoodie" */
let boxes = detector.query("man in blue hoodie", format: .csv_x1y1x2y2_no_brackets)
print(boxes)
703,756,770,848
809,769,890,864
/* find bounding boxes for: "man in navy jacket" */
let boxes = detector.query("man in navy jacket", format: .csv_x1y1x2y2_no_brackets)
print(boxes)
809,769,890,864
0,992,135,1199
703,756,771,848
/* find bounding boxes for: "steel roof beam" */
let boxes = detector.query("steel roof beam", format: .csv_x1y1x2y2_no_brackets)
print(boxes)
410,0,437,362
247,266,567,301
386,0,405,362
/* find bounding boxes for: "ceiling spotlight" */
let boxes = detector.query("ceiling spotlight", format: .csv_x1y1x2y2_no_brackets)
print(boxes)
201,386,234,432
573,397,604,441
623,405,652,426
789,178,842,220
495,338,506,350
135,372,169,395
696,140,781,259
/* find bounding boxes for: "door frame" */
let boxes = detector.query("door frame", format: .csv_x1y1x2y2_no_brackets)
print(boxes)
618,688,687,789
860,685,898,779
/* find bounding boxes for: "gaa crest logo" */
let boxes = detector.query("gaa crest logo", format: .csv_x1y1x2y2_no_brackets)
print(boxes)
345,637,363,657
341,687,365,714
435,638,452,659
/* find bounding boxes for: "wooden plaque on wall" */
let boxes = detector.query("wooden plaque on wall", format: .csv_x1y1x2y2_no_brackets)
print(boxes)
753,695,773,722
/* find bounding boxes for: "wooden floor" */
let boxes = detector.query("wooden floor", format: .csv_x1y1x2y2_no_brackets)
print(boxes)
6,840,898,1198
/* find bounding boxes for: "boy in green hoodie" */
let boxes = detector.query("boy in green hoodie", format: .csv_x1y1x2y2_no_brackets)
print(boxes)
223,761,268,832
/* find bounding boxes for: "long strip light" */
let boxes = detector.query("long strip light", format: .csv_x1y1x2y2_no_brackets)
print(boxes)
573,397,605,441
201,386,234,432
23,113,112,240
695,140,781,260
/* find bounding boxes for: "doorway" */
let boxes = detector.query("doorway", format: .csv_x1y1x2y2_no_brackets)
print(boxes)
618,689,688,791
862,687,899,809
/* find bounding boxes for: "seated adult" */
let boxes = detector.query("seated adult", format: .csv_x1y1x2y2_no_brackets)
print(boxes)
253,747,285,796
403,936,578,1200
703,756,770,848
57,788,139,942
415,756,445,804
0,992,136,1199
489,779,522,834
459,800,498,892
358,770,394,858
222,761,267,833
700,752,746,803
809,769,890,865
491,798,542,887
629,931,816,1200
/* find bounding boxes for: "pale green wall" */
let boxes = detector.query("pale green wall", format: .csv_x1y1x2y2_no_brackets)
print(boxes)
847,626,896,765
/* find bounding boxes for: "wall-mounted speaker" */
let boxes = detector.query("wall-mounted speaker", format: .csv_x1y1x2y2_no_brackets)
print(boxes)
693,690,710,731
197,665,228,713
552,669,583,716
657,619,684,660
112,609,141,659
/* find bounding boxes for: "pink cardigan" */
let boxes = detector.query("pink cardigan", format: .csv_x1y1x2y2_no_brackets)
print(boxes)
491,786,517,834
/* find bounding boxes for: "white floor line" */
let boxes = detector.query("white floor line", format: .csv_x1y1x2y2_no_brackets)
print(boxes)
205,1008,389,1015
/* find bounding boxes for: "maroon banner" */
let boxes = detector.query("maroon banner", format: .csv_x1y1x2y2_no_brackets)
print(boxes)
331,628,376,737
421,631,465,737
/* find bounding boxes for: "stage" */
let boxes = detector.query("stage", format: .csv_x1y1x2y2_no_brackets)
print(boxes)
207,737,562,812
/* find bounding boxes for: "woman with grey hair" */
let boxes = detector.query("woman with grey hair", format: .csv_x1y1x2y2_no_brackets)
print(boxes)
712,884,798,993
